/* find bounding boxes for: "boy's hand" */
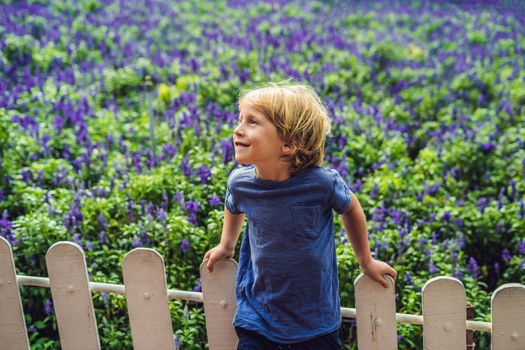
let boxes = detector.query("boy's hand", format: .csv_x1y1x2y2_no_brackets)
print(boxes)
360,258,397,288
203,245,234,273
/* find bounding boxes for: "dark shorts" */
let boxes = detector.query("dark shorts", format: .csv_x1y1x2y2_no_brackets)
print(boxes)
235,326,344,350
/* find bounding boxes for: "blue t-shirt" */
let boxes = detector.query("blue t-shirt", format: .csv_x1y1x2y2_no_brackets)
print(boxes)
224,165,351,344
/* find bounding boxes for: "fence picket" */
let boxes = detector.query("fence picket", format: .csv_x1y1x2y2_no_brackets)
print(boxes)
122,248,175,350
355,273,397,350
200,259,238,350
491,283,525,350
45,242,100,350
0,237,30,350
422,277,465,350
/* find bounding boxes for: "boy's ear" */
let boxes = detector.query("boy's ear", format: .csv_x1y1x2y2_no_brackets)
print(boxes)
282,143,296,155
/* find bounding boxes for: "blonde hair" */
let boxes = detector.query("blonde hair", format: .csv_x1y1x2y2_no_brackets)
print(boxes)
239,81,331,175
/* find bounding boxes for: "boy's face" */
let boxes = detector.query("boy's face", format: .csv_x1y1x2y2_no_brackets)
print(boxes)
234,101,291,169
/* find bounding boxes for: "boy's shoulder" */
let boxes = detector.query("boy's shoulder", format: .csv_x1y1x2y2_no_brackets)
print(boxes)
304,166,344,182
227,165,255,185
303,167,348,193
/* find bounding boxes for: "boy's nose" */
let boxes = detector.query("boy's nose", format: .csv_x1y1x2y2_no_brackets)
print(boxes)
234,125,244,136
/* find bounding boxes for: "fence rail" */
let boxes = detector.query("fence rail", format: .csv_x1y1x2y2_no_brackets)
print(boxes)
1,237,524,349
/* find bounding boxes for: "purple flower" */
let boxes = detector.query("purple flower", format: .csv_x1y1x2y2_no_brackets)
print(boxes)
370,184,378,198
174,334,182,349
466,257,480,278
518,241,525,255
44,299,54,315
127,200,136,222
429,259,438,274
450,247,458,263
454,266,463,280
502,249,512,262
209,194,221,206
174,191,185,206
239,67,250,83
157,208,167,222
405,273,413,285
162,143,176,161
0,210,16,245
21,169,33,183
193,278,202,292
338,136,347,149
187,212,198,226
457,231,466,248
476,197,489,214
131,237,143,248
179,239,190,253
146,204,155,217
140,229,150,246
185,200,200,212
197,164,212,184
220,139,234,164
0,210,12,231
72,233,82,247
41,134,51,154
371,208,385,223
425,183,440,196
64,205,83,231
99,230,107,244
36,169,44,186
441,211,451,223
181,155,192,176
389,209,404,226
98,213,107,229
480,143,497,154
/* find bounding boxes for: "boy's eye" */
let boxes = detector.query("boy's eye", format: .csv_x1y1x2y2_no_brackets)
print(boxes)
249,119,258,124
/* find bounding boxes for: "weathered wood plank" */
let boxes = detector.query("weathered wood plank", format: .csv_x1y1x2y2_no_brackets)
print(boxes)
200,259,238,350
0,236,30,350
122,248,175,350
355,273,397,350
422,276,466,350
491,283,525,350
45,242,100,350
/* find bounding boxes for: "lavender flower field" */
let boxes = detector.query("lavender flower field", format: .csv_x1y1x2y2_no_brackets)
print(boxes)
1,0,524,348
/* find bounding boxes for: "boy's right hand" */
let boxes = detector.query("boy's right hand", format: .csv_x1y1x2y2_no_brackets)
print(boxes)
204,245,234,272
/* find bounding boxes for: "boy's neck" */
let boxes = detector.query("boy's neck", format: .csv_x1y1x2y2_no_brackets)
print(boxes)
254,164,292,182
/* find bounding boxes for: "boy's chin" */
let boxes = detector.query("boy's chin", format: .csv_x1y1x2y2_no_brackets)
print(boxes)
234,156,250,165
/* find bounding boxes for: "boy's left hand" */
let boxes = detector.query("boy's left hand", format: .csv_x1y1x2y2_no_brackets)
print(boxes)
360,258,397,288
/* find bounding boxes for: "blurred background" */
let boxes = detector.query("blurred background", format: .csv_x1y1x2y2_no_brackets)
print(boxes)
1,0,524,348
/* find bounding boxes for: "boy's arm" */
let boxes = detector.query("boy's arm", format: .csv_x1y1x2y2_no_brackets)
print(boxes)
204,207,245,272
340,191,397,288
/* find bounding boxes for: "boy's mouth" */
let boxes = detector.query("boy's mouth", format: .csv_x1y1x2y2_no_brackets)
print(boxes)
234,141,250,147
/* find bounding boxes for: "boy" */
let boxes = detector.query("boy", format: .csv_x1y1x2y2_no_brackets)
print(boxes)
204,82,397,349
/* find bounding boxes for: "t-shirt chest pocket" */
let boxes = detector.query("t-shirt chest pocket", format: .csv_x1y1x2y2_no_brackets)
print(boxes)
290,205,321,239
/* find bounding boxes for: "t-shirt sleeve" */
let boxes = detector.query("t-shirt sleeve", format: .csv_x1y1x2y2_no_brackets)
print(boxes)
329,169,352,214
224,170,241,215
224,186,241,214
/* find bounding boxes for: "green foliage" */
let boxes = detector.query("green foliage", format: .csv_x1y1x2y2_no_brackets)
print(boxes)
2,0,524,349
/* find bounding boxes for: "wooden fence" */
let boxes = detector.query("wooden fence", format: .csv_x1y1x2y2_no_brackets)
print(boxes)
1,236,524,349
